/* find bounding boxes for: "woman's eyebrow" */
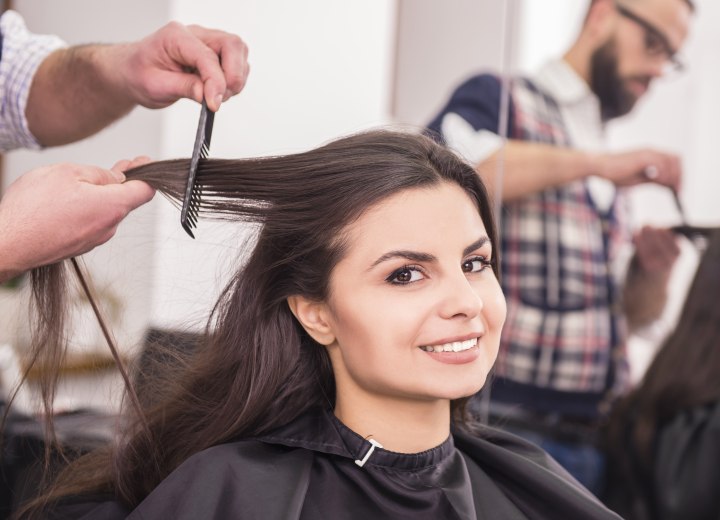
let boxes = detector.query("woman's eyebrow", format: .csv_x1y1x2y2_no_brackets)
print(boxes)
369,251,436,270
369,236,491,271
464,236,490,256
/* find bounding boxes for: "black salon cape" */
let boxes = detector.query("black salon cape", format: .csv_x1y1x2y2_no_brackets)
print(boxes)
60,409,620,519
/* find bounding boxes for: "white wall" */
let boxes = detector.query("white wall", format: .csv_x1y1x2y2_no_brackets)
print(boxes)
392,0,519,127
149,0,398,329
515,0,590,73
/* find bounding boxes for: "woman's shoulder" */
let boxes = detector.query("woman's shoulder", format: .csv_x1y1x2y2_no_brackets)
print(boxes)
44,497,131,520
183,437,294,464
453,424,622,520
145,437,315,492
653,399,720,519
49,440,314,520
126,439,313,519
454,422,568,471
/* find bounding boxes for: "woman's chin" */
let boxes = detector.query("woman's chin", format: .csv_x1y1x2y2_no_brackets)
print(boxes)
435,380,488,401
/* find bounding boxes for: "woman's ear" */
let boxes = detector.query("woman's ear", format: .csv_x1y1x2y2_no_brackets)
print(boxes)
287,296,336,346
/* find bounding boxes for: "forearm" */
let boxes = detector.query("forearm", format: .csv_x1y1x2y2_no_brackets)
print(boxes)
475,140,599,201
25,45,135,147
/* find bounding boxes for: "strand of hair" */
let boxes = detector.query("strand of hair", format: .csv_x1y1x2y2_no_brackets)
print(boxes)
69,258,149,432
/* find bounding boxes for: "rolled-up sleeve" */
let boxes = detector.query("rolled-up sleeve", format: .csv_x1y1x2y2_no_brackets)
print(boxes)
0,10,66,152
426,74,514,166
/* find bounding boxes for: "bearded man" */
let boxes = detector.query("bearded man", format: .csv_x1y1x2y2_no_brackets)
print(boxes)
427,0,694,495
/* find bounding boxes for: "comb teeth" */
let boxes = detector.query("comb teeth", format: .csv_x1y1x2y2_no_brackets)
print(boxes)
187,183,201,224
181,182,201,237
182,179,202,237
181,99,214,238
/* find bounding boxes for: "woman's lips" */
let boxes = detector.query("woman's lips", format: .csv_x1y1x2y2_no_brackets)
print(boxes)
420,345,481,365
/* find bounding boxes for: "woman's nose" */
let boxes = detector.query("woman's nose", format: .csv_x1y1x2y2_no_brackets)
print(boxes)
438,273,483,320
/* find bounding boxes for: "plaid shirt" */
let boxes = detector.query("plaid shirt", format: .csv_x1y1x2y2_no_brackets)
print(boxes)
428,67,630,417
0,10,66,152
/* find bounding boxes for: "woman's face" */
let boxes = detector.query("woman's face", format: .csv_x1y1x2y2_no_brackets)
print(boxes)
321,182,506,404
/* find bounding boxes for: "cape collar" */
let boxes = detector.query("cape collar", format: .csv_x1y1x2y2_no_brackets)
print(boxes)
257,408,455,471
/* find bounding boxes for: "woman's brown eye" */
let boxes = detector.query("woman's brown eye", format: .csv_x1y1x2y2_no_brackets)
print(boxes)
386,266,423,285
396,269,412,283
463,256,492,274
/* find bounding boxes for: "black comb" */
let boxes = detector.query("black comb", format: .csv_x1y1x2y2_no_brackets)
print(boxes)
181,99,215,238
671,225,717,241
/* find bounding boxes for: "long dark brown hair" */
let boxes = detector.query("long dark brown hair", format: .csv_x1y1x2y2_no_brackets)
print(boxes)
603,229,720,518
21,130,499,515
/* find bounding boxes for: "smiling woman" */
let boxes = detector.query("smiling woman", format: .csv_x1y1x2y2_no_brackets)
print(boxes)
22,130,620,519
290,182,506,454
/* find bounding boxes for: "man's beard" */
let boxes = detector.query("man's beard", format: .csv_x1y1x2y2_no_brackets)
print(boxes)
589,40,645,121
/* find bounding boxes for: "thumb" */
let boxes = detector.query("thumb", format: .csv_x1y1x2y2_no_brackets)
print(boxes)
111,156,152,178
78,165,125,185
98,180,156,215
117,180,157,210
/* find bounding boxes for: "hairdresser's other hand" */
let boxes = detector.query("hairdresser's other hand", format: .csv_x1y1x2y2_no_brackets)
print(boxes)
632,225,680,275
594,149,682,191
0,163,155,282
101,22,249,112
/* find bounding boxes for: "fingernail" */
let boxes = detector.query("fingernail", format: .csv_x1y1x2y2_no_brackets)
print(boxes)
644,165,659,179
214,94,223,111
111,170,126,183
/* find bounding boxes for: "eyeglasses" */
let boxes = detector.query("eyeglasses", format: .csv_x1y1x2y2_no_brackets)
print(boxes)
615,3,685,74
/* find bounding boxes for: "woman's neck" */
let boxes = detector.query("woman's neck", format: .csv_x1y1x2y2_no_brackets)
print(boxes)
334,394,451,454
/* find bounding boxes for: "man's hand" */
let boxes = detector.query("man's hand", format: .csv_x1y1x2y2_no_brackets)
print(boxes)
0,158,154,282
633,225,680,274
595,149,682,192
27,23,249,146
623,225,680,330
101,22,250,112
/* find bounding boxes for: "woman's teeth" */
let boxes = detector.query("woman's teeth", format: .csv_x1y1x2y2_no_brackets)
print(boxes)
420,338,478,353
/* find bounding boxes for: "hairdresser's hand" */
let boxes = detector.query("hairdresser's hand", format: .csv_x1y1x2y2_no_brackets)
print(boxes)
624,225,680,329
632,225,680,275
0,161,155,282
100,22,249,112
594,149,682,191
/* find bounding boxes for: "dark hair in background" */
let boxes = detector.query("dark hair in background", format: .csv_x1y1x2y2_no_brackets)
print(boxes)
20,130,499,515
603,229,720,517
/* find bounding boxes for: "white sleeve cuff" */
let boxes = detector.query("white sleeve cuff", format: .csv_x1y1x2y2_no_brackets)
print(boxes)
440,112,504,165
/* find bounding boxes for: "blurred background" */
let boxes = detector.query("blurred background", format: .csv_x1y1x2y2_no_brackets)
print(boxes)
0,0,717,410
